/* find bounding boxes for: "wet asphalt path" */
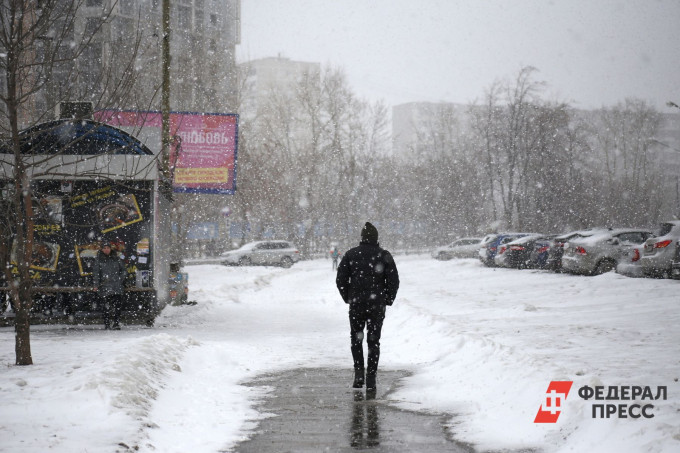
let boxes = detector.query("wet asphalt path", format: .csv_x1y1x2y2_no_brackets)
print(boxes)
229,368,474,453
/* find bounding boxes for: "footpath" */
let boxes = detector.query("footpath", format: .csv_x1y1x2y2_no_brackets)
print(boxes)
230,367,474,453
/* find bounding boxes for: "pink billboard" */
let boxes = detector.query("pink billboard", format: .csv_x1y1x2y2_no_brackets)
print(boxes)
96,110,238,194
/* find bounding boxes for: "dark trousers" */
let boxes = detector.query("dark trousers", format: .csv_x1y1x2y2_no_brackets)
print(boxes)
349,304,386,377
102,294,123,327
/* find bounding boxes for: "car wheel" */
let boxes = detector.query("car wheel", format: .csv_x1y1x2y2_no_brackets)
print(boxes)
238,256,251,266
437,252,448,261
280,256,293,268
593,260,615,275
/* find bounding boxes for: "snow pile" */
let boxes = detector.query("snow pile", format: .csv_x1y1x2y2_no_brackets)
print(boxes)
0,331,197,452
85,333,198,419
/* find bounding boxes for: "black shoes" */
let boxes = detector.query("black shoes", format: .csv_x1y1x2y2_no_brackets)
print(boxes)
365,374,376,390
353,370,365,388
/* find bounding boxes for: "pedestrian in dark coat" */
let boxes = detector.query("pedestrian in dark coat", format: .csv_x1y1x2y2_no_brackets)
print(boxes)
92,241,127,330
336,222,400,390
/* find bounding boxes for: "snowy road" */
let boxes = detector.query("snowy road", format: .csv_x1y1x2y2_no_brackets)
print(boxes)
1,255,678,453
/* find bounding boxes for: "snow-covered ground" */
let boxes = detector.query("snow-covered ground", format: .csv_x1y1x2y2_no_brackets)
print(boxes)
1,255,678,453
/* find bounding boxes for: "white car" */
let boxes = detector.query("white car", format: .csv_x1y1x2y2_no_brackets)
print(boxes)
221,240,301,268
432,237,482,260
640,220,680,278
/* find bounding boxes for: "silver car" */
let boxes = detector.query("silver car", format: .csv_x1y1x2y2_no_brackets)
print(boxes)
615,245,644,278
562,229,654,275
221,240,301,268
432,237,482,260
640,220,680,278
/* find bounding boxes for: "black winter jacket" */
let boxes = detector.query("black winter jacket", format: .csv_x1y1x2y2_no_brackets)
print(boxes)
336,241,400,306
92,251,127,297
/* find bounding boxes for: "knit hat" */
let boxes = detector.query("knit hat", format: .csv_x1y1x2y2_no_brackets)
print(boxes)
361,222,379,244
101,241,112,248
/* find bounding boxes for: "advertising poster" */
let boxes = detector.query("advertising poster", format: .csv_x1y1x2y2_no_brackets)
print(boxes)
95,110,239,194
3,180,153,288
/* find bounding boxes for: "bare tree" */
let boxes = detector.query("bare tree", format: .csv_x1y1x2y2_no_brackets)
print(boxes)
0,0,144,365
234,65,391,254
591,98,664,226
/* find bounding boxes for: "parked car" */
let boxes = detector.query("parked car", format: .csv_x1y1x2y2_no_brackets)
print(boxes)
616,245,644,278
479,233,533,267
432,237,482,260
477,234,499,266
528,236,555,269
561,229,655,276
545,229,608,271
640,220,680,278
499,234,551,269
671,243,680,280
220,240,301,268
493,242,511,267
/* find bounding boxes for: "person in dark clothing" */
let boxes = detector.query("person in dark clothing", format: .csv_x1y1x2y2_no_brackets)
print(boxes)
92,241,127,330
336,222,400,390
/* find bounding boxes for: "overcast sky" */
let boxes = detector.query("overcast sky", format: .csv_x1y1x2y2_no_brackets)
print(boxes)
237,0,680,112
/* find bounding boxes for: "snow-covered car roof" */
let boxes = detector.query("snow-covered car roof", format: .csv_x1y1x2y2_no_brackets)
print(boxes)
567,228,652,246
554,228,609,241
506,234,545,245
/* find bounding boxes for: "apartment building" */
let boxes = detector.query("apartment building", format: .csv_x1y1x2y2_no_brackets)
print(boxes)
8,0,241,125
238,56,321,120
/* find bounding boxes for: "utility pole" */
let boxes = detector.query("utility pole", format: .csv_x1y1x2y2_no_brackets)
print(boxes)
667,102,680,218
161,0,171,179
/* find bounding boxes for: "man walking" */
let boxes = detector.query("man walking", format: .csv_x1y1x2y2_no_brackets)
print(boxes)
336,222,399,390
93,241,127,330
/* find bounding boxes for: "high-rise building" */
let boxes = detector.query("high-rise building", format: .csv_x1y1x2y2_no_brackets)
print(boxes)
238,56,321,120
392,101,471,160
17,0,241,123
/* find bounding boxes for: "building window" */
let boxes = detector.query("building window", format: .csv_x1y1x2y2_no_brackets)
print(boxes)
119,0,135,13
195,8,204,34
112,17,133,43
178,6,191,31
81,43,102,93
84,17,101,37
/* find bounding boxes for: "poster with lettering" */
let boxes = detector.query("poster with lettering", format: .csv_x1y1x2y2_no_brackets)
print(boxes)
170,112,238,194
95,110,239,194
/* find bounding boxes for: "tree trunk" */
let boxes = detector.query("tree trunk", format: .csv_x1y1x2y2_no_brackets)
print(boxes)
13,285,33,366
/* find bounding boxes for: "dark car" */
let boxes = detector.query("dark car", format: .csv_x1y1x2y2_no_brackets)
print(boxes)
498,235,550,269
478,233,533,267
529,236,554,269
